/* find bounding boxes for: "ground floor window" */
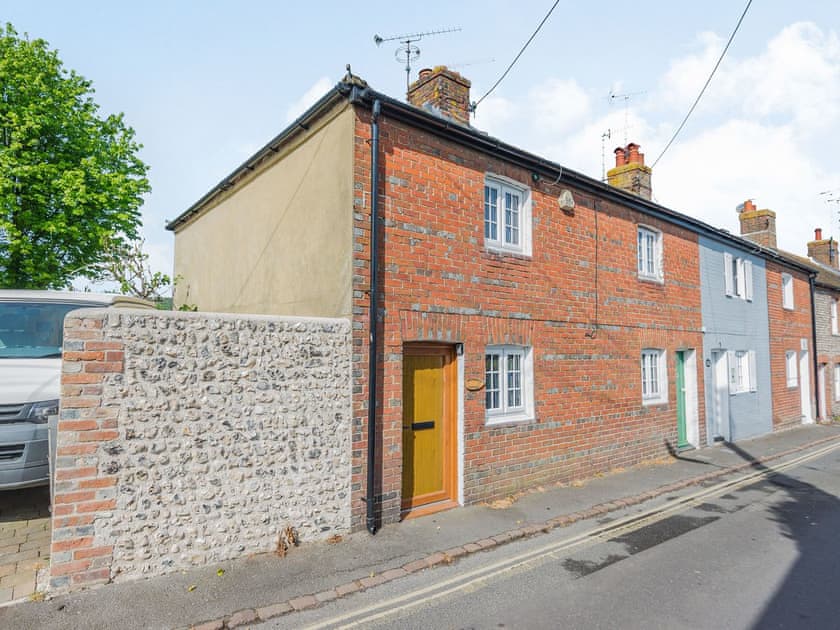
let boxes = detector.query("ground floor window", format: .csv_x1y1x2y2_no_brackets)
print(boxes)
641,348,667,404
729,349,757,394
485,345,533,424
834,364,840,401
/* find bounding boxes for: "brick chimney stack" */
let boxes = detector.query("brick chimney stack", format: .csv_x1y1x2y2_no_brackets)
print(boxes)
807,227,839,269
606,142,652,200
737,199,777,249
407,66,472,125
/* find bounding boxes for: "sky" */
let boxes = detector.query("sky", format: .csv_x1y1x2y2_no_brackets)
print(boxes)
5,1,840,285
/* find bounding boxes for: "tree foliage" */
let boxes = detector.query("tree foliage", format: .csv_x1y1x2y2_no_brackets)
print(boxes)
0,23,150,289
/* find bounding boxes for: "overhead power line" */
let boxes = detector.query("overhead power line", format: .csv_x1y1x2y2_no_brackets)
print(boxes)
651,0,753,169
472,0,560,111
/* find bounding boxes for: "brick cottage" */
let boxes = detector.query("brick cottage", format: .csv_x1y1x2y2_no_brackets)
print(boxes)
167,66,817,532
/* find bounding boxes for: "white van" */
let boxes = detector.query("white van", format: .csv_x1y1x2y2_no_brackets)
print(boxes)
0,290,153,490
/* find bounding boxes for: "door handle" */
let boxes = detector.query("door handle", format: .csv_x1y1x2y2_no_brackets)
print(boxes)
403,421,435,431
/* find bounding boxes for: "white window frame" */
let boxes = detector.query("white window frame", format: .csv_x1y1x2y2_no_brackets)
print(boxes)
786,351,798,388
782,273,794,310
485,345,534,424
637,226,663,282
831,299,838,336
723,252,753,301
728,350,757,394
834,364,840,401
641,348,667,405
484,175,532,256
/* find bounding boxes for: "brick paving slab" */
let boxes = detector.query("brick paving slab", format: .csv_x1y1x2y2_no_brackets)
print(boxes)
443,546,467,559
12,581,35,601
0,487,52,605
335,581,362,597
257,602,293,619
426,552,448,565
226,608,258,628
381,568,408,581
190,619,224,630
359,574,387,588
288,594,318,611
0,586,13,604
402,559,429,573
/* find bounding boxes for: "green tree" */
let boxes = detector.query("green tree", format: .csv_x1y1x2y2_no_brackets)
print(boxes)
0,23,150,289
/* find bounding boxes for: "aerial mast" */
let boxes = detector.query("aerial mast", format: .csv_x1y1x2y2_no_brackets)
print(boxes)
374,27,461,97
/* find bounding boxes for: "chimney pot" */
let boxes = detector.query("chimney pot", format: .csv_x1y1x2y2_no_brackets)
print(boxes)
815,228,823,241
418,68,432,80
626,143,643,165
614,147,626,167
743,199,756,213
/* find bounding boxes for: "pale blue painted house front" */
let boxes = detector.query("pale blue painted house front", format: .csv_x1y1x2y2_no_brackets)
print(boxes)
699,236,773,443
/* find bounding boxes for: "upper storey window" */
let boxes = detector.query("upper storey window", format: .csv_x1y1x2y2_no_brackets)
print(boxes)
782,273,794,310
484,175,532,256
637,226,663,282
724,252,753,301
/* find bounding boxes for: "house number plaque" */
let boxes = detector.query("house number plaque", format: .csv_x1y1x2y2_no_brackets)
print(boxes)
465,378,485,391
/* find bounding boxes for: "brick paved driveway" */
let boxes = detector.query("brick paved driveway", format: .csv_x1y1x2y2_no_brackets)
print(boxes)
0,486,51,604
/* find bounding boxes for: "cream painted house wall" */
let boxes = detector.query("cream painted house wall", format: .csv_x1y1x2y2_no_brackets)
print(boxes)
173,103,354,318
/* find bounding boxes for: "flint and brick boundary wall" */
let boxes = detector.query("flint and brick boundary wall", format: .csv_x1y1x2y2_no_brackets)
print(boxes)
50,309,352,593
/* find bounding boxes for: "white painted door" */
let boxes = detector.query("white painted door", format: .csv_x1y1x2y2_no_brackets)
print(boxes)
711,350,731,442
818,364,827,421
800,349,813,423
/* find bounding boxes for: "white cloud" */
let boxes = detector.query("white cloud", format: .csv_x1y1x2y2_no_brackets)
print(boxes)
472,95,518,138
657,31,724,111
529,78,590,134
284,77,332,123
647,22,840,253
656,22,840,134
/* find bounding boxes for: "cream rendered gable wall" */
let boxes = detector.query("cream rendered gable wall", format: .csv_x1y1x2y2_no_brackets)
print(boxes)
173,103,354,318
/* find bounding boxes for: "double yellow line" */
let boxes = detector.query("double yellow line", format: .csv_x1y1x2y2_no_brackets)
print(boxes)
307,440,840,629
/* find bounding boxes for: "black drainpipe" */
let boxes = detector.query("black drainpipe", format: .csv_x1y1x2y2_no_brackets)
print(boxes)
809,274,820,421
366,99,382,534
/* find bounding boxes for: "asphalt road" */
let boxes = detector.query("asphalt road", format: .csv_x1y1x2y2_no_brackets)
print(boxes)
263,443,840,629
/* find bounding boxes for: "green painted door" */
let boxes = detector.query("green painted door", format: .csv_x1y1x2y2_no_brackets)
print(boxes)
676,351,688,449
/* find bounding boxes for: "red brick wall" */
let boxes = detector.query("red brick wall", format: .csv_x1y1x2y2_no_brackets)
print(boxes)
50,315,121,592
766,262,813,428
350,109,705,528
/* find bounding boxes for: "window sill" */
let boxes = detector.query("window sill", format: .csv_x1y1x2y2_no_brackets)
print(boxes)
786,384,798,389
642,397,668,407
485,411,535,426
782,305,795,311
637,274,664,285
485,245,532,259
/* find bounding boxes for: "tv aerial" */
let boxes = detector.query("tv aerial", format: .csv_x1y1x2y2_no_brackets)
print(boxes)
609,89,646,145
374,27,461,96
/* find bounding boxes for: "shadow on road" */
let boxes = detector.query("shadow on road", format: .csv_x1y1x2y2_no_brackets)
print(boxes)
694,441,840,629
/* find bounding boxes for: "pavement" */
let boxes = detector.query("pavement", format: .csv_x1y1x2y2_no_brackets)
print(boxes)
2,423,839,630
0,485,51,604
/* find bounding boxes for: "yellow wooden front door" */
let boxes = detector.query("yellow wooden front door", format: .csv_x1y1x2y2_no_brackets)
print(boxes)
402,346,455,511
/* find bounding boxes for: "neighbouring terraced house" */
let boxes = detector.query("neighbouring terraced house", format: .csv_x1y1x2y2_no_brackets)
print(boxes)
167,66,820,532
